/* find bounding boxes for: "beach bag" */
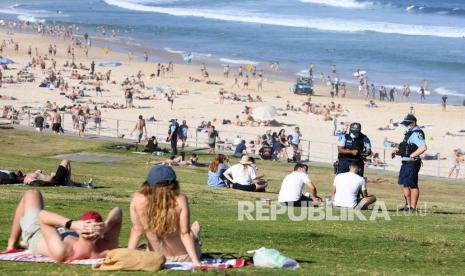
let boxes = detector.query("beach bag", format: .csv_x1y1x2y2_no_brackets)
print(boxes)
93,248,165,272
248,247,300,270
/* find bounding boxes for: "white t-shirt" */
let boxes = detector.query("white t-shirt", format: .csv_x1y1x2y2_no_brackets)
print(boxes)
333,172,367,208
225,164,256,185
278,171,310,202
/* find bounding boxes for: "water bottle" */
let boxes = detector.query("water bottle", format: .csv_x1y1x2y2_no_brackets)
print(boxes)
325,194,332,207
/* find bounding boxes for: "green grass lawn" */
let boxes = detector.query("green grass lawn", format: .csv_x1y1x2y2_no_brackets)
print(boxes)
0,129,464,275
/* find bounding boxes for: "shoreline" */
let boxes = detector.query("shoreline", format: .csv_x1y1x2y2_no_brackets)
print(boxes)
1,19,464,105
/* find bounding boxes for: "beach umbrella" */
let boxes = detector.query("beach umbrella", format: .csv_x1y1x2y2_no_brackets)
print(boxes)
0,57,14,64
99,61,122,67
253,104,277,121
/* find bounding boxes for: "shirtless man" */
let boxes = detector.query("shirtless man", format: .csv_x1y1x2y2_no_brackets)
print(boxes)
130,115,147,143
51,109,62,134
6,189,122,262
22,159,91,188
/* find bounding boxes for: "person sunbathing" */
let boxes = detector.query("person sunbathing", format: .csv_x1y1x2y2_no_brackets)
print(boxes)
147,153,199,167
128,165,202,267
6,189,122,262
22,160,92,188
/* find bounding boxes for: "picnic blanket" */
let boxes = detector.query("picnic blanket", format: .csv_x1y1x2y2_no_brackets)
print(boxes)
0,250,248,270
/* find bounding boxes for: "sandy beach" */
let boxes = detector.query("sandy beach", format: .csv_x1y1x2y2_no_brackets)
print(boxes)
0,27,464,177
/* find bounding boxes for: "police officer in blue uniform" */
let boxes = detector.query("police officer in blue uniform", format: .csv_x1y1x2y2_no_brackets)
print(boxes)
337,122,371,177
392,114,427,211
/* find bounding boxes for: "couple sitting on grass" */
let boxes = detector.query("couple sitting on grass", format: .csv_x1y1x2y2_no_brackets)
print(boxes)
278,161,376,209
208,155,268,192
6,165,202,267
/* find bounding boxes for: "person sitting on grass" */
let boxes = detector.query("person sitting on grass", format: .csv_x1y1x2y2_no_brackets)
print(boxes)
278,163,322,206
208,154,229,188
332,161,377,209
21,159,93,188
6,189,122,262
233,140,247,158
223,155,267,192
143,136,161,153
128,165,202,267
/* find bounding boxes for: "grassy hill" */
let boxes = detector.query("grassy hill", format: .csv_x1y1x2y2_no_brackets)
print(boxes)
0,129,464,275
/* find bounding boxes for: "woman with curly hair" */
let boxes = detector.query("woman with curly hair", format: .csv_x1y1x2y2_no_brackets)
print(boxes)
128,165,201,266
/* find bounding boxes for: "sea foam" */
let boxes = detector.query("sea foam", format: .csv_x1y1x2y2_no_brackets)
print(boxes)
104,0,465,38
300,0,371,9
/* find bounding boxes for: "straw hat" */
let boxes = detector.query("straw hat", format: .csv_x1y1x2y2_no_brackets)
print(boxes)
240,155,252,165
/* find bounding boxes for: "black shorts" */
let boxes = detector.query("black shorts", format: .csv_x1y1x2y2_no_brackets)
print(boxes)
52,165,69,186
52,123,61,132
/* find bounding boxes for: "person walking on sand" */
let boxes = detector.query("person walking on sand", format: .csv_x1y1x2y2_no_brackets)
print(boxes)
95,79,102,97
223,64,229,78
144,51,148,62
441,95,448,111
232,74,240,89
257,74,263,92
90,61,95,75
131,115,147,143
243,75,249,90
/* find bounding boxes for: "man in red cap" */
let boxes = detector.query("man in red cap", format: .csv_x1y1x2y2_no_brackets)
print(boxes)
6,190,122,262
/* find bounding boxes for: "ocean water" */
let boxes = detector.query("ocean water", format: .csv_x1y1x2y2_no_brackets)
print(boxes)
1,0,465,103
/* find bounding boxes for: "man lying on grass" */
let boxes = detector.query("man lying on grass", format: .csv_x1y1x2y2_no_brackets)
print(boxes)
6,190,122,262
21,159,93,188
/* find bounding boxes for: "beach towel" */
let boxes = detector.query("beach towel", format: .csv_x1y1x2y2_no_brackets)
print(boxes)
0,249,103,265
0,250,248,270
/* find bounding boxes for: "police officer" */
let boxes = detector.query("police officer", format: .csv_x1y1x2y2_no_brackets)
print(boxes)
337,122,371,177
392,114,427,211
168,119,179,156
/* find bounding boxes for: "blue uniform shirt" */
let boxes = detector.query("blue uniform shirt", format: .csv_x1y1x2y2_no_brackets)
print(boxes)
337,133,371,150
401,126,426,161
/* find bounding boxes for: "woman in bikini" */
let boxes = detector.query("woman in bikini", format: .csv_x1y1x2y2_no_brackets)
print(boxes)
128,165,202,266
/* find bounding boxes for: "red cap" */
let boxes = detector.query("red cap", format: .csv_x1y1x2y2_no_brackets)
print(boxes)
79,211,103,222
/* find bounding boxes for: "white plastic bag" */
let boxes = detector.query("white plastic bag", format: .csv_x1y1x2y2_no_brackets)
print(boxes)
248,247,300,270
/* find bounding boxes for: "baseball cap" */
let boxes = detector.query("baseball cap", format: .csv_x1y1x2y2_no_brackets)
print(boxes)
350,122,362,133
80,211,103,222
400,114,417,126
146,165,177,186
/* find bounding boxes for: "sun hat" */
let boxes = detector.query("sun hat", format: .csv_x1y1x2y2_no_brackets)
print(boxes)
239,155,252,165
